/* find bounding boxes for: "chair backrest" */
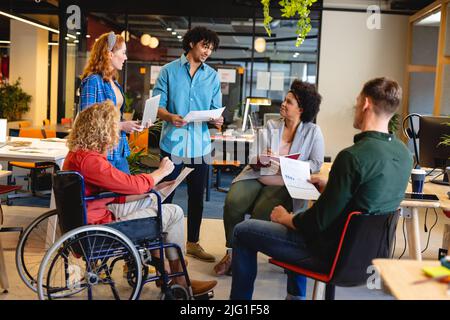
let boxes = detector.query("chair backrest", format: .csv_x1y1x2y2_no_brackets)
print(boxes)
61,118,72,126
128,129,149,153
53,171,87,234
330,211,399,286
19,128,56,139
18,121,31,129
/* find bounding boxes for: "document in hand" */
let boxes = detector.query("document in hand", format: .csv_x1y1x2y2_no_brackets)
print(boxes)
142,95,161,125
183,107,225,123
259,153,301,164
153,167,194,202
279,157,321,200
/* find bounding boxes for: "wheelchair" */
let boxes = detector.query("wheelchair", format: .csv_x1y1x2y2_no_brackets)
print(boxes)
18,170,213,300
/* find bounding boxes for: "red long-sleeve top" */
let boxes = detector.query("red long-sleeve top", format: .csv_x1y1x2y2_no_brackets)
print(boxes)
63,150,154,224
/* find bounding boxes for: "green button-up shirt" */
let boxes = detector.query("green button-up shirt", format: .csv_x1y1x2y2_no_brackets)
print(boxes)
293,131,413,255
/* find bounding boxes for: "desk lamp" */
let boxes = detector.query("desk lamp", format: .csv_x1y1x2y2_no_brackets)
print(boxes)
241,97,272,134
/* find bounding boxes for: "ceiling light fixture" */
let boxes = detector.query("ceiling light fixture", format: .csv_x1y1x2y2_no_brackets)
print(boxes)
171,31,177,35
166,27,172,31
254,37,266,53
121,30,130,42
140,33,152,46
0,10,76,38
149,37,159,48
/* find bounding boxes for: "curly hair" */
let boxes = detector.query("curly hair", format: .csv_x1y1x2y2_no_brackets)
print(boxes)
80,32,125,82
67,101,120,154
182,26,220,54
289,79,322,123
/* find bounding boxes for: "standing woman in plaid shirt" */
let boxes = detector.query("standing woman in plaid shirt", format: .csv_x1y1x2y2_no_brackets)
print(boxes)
80,31,143,173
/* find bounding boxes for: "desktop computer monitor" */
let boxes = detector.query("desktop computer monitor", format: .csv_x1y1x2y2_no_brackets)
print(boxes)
419,116,450,185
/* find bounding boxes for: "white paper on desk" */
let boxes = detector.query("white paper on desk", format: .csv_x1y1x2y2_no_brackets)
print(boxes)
153,167,194,202
280,157,320,200
183,107,225,123
142,95,161,125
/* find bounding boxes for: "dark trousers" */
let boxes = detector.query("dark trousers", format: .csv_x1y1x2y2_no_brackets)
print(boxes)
160,149,210,243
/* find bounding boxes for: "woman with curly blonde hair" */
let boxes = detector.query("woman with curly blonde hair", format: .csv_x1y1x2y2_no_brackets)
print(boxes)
64,101,217,296
80,31,144,173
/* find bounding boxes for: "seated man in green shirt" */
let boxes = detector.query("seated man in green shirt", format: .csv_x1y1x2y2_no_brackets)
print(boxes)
229,77,413,300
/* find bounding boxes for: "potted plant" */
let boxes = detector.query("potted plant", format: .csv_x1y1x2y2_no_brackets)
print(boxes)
388,113,400,134
261,0,318,47
0,78,32,121
123,92,134,121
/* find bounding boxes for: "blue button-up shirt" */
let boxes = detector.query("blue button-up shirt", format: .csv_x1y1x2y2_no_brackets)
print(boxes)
79,73,130,161
153,54,222,158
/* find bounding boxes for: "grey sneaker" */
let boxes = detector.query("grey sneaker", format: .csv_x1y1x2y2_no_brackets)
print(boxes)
186,242,216,262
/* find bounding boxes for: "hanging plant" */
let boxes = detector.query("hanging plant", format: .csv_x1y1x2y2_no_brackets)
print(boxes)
262,0,318,47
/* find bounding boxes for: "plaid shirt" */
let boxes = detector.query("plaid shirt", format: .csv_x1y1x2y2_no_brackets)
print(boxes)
79,74,130,161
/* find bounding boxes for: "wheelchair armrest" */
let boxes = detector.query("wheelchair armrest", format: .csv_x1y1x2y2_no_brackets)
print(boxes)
84,192,125,201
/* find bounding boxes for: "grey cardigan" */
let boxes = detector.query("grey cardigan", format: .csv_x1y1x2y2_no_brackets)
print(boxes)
233,117,325,213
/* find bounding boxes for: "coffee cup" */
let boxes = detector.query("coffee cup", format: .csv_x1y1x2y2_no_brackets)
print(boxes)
411,168,426,193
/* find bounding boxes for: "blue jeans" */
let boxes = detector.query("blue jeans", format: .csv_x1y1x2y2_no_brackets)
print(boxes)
230,219,313,300
109,156,130,174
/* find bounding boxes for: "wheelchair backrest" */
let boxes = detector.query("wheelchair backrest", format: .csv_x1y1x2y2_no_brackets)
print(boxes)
53,171,87,234
331,211,399,286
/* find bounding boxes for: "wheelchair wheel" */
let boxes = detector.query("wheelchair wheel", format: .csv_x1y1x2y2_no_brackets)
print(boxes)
16,209,62,292
37,225,142,300
160,284,190,300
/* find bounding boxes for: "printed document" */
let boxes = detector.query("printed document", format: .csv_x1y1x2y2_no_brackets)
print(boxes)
153,167,194,202
183,107,225,123
280,157,320,200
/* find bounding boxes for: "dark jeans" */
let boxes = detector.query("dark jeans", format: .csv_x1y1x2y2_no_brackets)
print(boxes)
230,219,313,300
223,179,293,248
160,149,209,243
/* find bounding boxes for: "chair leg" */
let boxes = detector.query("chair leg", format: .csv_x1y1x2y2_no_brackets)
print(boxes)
312,280,326,300
0,235,9,293
325,284,335,300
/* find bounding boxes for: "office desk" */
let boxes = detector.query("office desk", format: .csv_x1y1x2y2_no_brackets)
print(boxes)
313,163,450,261
9,124,71,138
0,170,12,292
372,259,450,300
0,137,69,209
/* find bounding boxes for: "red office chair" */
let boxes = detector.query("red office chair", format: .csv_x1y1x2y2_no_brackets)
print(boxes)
269,210,399,300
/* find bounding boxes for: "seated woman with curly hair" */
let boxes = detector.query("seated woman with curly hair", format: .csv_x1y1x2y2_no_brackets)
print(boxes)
63,100,217,296
214,79,325,300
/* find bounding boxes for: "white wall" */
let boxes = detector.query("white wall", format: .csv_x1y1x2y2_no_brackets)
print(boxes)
317,11,409,159
9,20,48,126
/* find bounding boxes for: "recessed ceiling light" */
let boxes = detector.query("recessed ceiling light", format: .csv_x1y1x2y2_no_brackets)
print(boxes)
177,35,182,39
172,31,177,35
86,34,91,38
166,27,172,31
76,31,81,35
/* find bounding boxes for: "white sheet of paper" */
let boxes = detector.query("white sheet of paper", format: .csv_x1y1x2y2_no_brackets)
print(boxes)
280,157,320,200
150,65,162,85
270,72,284,91
142,95,161,125
218,68,236,83
256,71,270,90
0,119,6,143
183,107,225,123
154,167,194,202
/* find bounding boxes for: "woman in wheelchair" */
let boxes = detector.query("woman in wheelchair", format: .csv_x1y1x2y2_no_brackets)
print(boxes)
63,101,217,296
